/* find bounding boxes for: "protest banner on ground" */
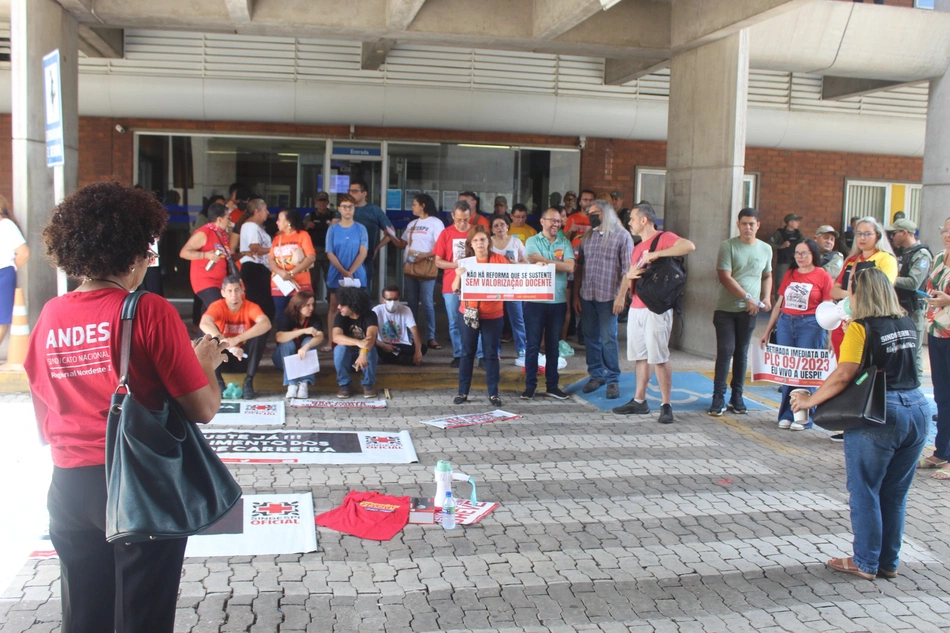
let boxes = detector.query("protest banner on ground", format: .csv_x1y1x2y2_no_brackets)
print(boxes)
459,261,555,301
409,497,499,525
290,398,387,409
751,343,837,387
203,429,418,464
420,410,521,430
209,401,285,425
186,494,317,557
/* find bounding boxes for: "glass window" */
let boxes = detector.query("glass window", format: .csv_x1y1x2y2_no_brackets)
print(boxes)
844,181,888,225
635,167,757,223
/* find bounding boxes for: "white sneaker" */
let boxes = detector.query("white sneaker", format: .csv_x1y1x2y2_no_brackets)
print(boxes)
790,421,807,431
297,383,308,399
286,385,297,399
778,420,792,430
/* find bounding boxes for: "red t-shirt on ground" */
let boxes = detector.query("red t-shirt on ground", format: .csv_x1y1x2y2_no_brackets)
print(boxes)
433,225,471,294
778,267,833,316
24,289,209,468
314,491,410,541
190,224,231,294
630,231,680,310
204,299,266,345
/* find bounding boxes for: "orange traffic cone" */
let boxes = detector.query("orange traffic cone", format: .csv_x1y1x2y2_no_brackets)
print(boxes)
0,288,28,371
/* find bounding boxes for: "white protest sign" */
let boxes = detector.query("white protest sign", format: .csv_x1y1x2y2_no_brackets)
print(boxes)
751,343,837,387
459,262,555,301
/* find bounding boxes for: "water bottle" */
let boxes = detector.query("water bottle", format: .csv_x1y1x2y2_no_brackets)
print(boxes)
441,491,457,530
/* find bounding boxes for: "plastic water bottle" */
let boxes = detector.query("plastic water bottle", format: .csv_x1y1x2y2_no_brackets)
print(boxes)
441,491,457,530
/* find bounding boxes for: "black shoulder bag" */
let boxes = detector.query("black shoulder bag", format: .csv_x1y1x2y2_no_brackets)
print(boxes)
812,319,887,432
634,232,687,315
105,291,242,543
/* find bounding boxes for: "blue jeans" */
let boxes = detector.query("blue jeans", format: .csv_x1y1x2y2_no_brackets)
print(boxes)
273,294,291,322
712,310,757,400
504,301,526,356
443,292,462,358
844,388,928,575
776,313,826,425
458,316,502,397
404,277,436,342
929,335,950,461
580,299,620,385
333,345,378,387
272,338,315,386
524,302,567,392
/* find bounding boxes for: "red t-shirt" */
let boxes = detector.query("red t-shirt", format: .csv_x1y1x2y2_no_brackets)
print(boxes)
565,213,591,241
630,231,680,310
190,224,231,294
314,491,410,541
472,215,490,230
778,267,833,315
204,299,266,345
433,225,471,294
270,230,316,296
24,289,209,468
459,253,509,320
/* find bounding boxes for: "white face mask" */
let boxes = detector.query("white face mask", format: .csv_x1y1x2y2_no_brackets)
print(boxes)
384,299,397,312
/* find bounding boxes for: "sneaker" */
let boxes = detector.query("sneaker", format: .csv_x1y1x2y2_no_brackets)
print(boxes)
337,384,352,399
790,421,811,431
489,395,503,407
606,383,620,399
708,397,726,417
297,383,308,399
778,419,792,430
830,433,845,443
286,385,298,399
453,394,468,405
363,386,378,399
612,398,650,415
728,395,747,414
450,357,460,368
521,389,535,400
657,403,674,425
582,378,605,394
545,387,570,400
242,377,256,400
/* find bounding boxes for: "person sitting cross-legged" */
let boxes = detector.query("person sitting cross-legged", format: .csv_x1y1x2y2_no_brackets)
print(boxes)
332,287,379,398
372,285,426,366
273,290,324,399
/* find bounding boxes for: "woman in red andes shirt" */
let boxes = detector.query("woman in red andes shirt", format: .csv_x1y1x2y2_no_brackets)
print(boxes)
24,182,229,633
451,226,509,407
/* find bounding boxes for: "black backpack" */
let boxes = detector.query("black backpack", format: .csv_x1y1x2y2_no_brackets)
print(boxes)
634,232,687,315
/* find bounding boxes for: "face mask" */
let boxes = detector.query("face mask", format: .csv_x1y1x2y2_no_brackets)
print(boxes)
589,215,602,229
384,300,397,312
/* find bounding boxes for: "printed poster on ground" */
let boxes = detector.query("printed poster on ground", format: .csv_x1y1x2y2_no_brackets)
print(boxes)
459,261,555,302
204,429,419,464
420,409,521,430
208,401,285,425
751,343,837,387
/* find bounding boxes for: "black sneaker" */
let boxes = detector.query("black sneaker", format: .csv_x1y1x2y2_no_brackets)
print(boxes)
521,388,535,400
582,378,605,394
708,397,726,416
612,398,650,415
606,383,620,399
657,403,675,425
830,433,845,443
450,357,460,368
545,387,570,400
242,377,256,400
728,395,747,414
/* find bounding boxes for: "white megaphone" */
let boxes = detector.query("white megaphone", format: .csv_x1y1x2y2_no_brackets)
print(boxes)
816,298,852,331
434,460,477,508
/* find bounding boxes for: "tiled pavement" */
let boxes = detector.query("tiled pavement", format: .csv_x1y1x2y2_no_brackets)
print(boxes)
3,384,950,633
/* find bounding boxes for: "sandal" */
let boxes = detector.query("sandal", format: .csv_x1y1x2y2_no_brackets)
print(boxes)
453,394,468,405
427,340,443,350
918,455,948,469
931,465,950,480
828,557,875,581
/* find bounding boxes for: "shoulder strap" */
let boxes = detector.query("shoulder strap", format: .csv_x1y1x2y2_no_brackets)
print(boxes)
117,291,148,391
648,232,664,253
854,318,873,370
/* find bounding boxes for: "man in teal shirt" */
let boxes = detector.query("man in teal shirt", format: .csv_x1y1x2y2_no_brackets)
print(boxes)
709,207,773,416
522,208,576,400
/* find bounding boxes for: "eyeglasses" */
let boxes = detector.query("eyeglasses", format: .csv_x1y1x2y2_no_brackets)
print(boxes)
541,218,562,224
940,229,950,236
855,231,876,239
563,197,576,202
793,251,811,258
146,249,159,265
347,189,361,194
339,203,355,210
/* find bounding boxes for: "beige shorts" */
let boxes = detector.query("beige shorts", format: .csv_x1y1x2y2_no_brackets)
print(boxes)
626,306,673,364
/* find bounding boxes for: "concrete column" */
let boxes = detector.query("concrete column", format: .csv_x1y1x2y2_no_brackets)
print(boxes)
921,0,950,251
665,30,749,358
11,0,79,327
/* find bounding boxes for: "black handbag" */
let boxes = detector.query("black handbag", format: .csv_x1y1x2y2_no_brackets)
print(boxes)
812,319,887,432
105,291,242,543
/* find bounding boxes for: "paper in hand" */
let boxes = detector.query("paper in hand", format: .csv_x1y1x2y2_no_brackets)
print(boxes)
340,277,362,288
283,349,320,381
272,273,297,296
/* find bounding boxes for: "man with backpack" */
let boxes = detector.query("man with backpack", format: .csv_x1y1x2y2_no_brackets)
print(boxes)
889,218,933,376
612,203,695,424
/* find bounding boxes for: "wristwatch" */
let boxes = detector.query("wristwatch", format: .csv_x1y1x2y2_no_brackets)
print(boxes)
744,292,753,301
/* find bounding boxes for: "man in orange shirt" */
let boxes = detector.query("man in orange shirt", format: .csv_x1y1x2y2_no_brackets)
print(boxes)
200,275,272,399
459,191,490,229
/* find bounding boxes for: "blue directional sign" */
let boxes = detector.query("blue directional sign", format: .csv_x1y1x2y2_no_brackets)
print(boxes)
42,49,64,168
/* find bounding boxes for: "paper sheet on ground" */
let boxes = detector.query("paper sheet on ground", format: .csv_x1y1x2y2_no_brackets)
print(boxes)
291,398,387,408
186,494,317,557
208,401,285,425
204,429,418,464
420,410,521,429
283,349,320,380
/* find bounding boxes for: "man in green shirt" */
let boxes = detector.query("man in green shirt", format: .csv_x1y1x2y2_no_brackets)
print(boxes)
710,208,773,416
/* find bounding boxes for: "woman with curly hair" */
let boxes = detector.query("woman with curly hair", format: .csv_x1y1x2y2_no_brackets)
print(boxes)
269,208,317,320
179,201,235,315
0,194,28,353
24,182,229,633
